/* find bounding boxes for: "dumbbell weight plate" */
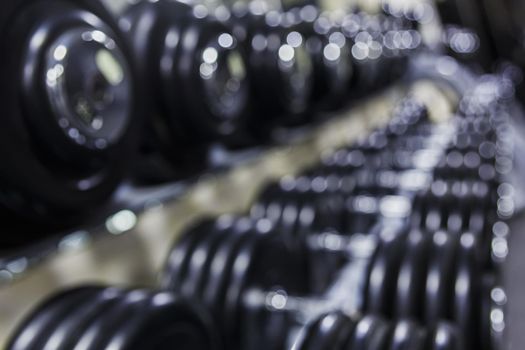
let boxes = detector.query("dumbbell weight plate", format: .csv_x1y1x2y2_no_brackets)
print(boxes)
424,200,445,233
394,229,431,321
102,292,220,350
389,320,427,350
174,18,251,144
201,219,255,311
453,233,481,349
162,220,217,292
36,287,126,350
365,226,407,317
179,226,229,298
76,289,153,350
424,231,459,325
346,315,391,350
425,322,465,350
296,312,356,350
7,287,101,350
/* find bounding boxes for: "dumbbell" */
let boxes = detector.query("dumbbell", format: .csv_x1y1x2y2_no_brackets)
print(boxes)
0,0,141,236
287,6,355,111
227,4,314,129
122,0,253,181
162,216,310,348
292,312,465,350
7,286,221,350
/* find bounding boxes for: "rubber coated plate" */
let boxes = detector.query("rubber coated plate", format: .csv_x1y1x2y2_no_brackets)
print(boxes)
365,228,406,317
299,312,356,350
394,229,432,321
424,202,443,233
279,195,301,239
295,202,317,240
201,220,253,313
453,233,481,349
425,322,464,350
424,231,459,324
179,227,226,298
346,315,390,350
38,287,124,350
162,220,216,291
221,232,266,342
8,287,100,350
74,289,153,350
389,320,426,350
104,292,220,350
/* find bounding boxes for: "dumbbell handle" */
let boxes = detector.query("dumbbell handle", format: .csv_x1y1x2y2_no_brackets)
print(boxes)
243,234,376,323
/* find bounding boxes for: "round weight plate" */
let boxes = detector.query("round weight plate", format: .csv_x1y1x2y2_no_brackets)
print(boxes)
453,233,481,349
104,292,221,350
179,227,227,298
424,231,459,325
424,202,444,233
298,312,356,350
425,322,465,350
201,221,254,312
40,287,125,350
388,320,427,350
162,219,216,291
74,289,152,350
394,229,431,321
346,315,390,350
8,287,100,350
365,227,407,317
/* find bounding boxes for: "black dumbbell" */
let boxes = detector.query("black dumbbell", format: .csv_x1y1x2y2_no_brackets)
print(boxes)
7,286,221,350
288,6,355,111
228,5,315,129
162,216,310,348
0,0,141,236
122,0,253,181
292,312,465,350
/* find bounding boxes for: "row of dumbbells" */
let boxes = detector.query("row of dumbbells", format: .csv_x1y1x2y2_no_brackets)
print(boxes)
6,285,466,350
0,0,423,240
7,76,514,349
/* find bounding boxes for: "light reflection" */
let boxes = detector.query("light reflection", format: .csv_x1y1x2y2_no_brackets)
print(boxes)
323,43,341,62
106,210,138,235
278,44,295,62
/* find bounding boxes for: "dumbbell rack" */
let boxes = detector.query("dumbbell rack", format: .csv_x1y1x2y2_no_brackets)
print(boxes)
0,55,522,348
